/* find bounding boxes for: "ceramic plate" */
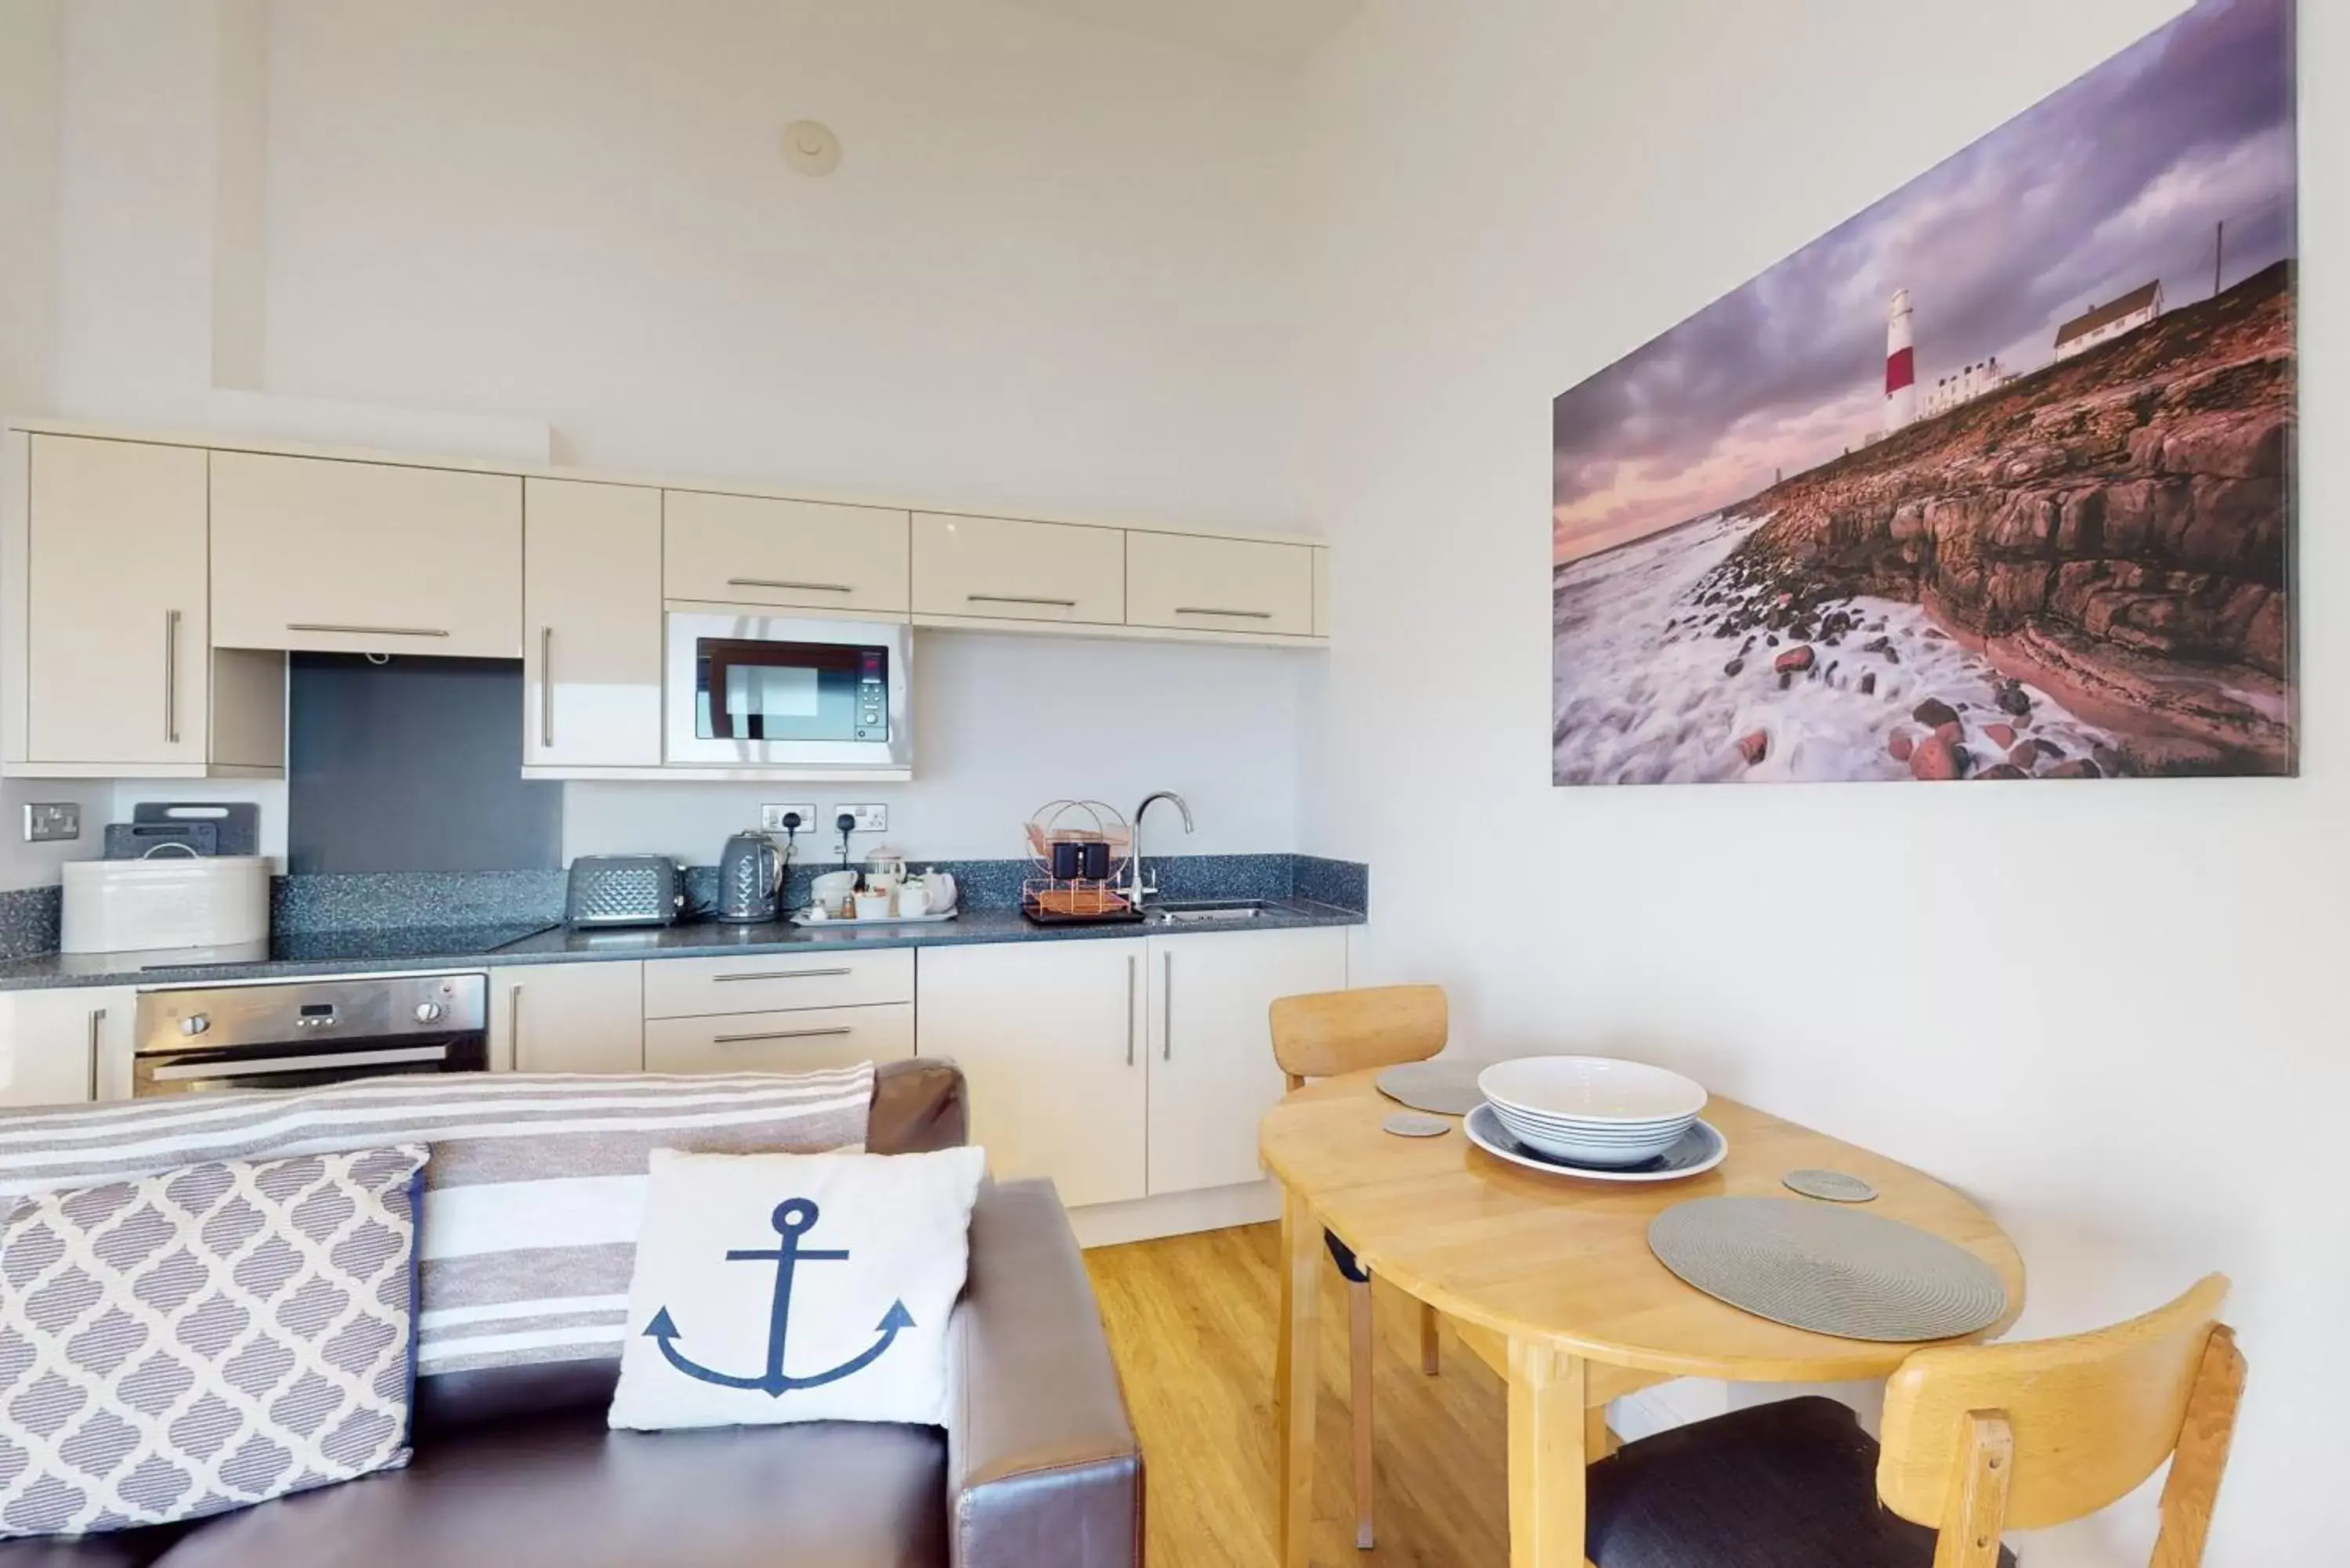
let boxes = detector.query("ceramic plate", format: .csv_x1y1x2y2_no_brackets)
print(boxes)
1465,1103,1726,1183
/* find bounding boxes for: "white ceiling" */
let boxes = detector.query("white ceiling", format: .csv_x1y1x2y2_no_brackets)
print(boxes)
1003,0,1362,67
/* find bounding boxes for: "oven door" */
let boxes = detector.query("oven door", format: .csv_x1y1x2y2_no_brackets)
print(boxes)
134,1031,490,1097
664,611,911,769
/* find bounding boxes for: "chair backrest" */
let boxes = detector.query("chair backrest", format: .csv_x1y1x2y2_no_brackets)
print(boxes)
1267,985,1447,1087
1876,1274,2241,1566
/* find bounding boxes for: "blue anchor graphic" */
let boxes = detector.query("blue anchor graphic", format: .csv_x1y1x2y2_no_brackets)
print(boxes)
643,1197,913,1396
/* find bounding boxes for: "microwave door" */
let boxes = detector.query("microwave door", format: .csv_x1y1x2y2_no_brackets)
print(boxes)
664,612,910,769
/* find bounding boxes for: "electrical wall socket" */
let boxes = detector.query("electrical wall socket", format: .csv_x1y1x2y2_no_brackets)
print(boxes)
759,803,819,836
21,803,81,843
833,804,888,834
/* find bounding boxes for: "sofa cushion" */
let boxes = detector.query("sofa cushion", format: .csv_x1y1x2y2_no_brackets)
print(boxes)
0,1147,425,1540
143,1405,945,1568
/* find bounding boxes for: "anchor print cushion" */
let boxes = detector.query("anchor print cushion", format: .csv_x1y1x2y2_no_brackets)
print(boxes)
0,1143,426,1537
607,1143,986,1433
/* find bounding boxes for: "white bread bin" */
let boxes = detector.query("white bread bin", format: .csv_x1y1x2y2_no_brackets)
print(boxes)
61,855,271,954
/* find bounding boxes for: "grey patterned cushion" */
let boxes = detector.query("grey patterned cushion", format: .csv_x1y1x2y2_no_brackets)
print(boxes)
0,1145,427,1538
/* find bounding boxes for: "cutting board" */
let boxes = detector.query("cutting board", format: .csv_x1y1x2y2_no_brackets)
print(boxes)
132,802,261,858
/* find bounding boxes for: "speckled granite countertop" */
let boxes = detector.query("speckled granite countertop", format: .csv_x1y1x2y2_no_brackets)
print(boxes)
0,885,1365,992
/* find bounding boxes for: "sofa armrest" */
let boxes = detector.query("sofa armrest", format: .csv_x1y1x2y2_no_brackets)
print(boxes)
945,1178,1141,1568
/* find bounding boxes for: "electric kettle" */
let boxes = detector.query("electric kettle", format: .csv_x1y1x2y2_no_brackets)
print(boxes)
715,831,786,923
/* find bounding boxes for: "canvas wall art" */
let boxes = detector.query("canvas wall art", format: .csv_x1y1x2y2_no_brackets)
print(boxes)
1550,0,2296,786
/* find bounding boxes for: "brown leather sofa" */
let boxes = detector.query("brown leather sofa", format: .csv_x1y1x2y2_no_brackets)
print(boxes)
1,1060,1143,1568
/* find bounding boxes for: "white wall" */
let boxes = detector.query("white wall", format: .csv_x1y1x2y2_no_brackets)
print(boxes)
34,0,1311,875
1296,1,2337,1562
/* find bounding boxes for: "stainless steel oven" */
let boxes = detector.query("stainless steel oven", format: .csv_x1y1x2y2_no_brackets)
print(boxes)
663,610,911,771
132,974,490,1097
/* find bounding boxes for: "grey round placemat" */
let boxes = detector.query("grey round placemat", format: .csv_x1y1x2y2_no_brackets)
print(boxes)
1375,1061,1484,1116
1784,1169,1878,1203
1648,1196,2007,1342
1383,1112,1452,1138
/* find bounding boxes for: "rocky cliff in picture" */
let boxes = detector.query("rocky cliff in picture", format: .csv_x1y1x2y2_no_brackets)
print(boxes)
1550,0,2296,786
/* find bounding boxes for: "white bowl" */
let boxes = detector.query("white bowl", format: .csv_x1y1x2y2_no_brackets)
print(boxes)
1488,1104,1695,1136
1489,1105,1687,1166
1478,1056,1706,1125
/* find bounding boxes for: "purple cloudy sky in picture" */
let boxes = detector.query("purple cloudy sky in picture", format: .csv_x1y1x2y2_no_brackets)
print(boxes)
1552,0,2295,564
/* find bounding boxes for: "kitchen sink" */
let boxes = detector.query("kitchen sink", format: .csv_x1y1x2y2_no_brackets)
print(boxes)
1149,900,1275,924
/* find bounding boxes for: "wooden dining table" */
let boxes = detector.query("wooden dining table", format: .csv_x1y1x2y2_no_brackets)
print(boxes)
1258,1071,2026,1568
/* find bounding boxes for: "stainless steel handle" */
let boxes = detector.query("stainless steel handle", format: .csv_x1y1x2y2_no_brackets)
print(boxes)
539,627,555,749
287,622,452,638
152,1045,451,1082
712,1027,853,1045
1126,954,1137,1067
1173,606,1274,620
711,967,850,983
968,593,1079,609
1162,951,1173,1060
508,983,523,1068
163,611,180,745
87,1007,104,1101
726,578,852,594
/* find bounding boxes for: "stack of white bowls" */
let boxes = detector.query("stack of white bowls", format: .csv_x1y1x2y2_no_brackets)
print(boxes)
1475,1057,1707,1169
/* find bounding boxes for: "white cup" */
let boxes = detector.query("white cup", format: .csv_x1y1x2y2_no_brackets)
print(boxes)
853,890,893,920
898,883,932,919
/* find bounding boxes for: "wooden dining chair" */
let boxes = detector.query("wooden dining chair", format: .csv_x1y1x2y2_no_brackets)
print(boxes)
1578,1274,2244,1568
1267,983,1450,1551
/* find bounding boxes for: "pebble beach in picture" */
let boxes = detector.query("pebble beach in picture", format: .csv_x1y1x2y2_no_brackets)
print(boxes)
1550,0,2296,787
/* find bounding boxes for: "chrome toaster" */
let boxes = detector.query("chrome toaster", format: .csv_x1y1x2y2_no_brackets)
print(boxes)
564,855,686,928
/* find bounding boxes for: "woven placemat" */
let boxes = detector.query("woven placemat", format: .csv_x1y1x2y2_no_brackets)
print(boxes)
1648,1196,2007,1342
1374,1061,1484,1116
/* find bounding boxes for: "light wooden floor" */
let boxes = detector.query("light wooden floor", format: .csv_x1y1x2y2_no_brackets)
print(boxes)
1085,1222,1510,1568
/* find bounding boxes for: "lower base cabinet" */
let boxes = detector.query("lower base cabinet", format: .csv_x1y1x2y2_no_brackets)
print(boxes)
645,1003,913,1075
0,986,134,1105
491,962,645,1074
915,926,1347,1207
915,939,1150,1209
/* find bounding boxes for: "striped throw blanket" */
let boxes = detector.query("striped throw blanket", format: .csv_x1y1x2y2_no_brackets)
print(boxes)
0,1066,874,1378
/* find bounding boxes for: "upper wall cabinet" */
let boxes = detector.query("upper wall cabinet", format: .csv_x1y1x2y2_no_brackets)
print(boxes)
524,479,663,768
663,490,910,614
3,435,283,779
211,453,523,658
1126,531,1316,638
912,512,1124,627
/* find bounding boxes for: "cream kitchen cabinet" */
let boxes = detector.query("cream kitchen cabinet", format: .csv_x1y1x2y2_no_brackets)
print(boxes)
211,452,522,657
490,961,645,1074
0,986,135,1106
913,939,1149,1209
642,948,913,1019
663,490,910,615
645,1003,913,1075
1145,927,1347,1195
5,435,282,778
912,513,1124,628
524,479,663,768
1126,531,1317,638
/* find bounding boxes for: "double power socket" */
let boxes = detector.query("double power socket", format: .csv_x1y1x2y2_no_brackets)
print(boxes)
760,802,888,836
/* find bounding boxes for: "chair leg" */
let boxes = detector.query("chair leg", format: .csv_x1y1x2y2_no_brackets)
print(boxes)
1350,1277,1376,1550
1419,1299,1441,1375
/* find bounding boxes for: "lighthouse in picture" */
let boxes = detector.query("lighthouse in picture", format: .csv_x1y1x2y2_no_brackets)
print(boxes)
1884,288,1919,433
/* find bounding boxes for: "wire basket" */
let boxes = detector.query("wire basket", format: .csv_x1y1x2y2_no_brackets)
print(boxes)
1021,800,1141,924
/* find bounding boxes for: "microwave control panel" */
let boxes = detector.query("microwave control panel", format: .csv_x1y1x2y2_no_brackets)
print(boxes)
855,650,888,739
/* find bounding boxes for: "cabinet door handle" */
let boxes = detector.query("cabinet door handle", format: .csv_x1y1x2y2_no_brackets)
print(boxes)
1162,951,1173,1060
1126,953,1137,1067
163,611,181,745
508,983,523,1069
287,622,452,638
968,594,1078,609
712,1027,853,1045
727,577,852,594
539,627,555,749
87,1006,105,1101
711,967,848,983
1173,606,1274,620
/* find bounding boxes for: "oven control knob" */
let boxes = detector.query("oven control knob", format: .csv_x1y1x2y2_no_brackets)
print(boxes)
179,1014,210,1037
413,1002,446,1024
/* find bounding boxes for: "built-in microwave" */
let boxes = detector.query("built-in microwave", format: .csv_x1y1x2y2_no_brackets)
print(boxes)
663,610,911,771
